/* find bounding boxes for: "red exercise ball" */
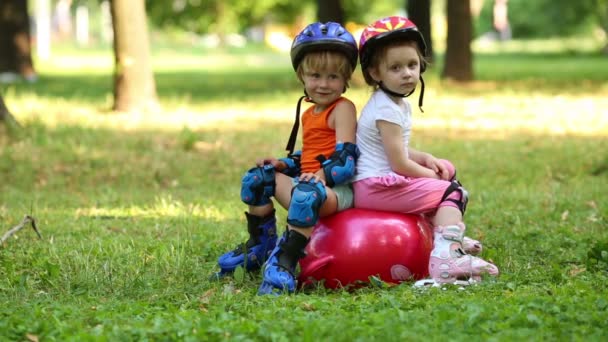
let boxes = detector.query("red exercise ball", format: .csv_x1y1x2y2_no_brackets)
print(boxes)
298,208,433,289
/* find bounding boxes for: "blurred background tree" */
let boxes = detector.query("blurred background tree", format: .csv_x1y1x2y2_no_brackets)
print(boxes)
443,0,473,81
110,0,157,113
0,0,36,82
1,0,606,94
407,0,433,62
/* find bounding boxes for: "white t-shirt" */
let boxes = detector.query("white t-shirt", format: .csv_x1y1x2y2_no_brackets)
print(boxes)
354,90,412,181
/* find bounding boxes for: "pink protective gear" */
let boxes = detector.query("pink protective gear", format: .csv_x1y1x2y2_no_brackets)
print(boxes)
462,236,482,256
429,223,498,283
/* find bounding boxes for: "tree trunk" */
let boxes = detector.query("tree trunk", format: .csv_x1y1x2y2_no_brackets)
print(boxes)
0,93,21,132
442,0,474,81
316,0,344,24
0,0,36,80
406,0,434,64
110,0,158,112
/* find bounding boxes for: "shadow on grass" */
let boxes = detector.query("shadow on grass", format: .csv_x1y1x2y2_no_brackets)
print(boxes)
0,68,300,104
2,51,607,104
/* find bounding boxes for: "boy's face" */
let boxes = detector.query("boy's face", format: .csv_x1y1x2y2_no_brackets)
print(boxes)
370,43,421,96
302,67,346,108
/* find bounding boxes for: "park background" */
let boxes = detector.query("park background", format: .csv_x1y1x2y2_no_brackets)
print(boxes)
1,0,607,340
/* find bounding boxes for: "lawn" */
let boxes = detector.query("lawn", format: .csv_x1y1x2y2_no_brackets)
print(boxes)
0,40,607,341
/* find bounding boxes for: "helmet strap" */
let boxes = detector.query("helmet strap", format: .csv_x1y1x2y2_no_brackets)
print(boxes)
418,76,425,113
378,81,413,98
285,90,312,156
378,78,425,113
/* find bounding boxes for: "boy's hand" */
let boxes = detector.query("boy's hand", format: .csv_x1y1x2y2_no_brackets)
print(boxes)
256,157,286,171
298,172,326,186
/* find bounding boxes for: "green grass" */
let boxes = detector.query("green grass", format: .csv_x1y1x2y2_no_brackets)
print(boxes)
1,41,607,341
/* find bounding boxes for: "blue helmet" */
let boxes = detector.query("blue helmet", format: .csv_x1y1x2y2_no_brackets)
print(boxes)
290,22,358,71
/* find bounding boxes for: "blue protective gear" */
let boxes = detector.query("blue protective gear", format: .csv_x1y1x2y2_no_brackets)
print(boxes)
290,22,358,71
321,142,359,188
287,179,327,228
440,180,469,214
258,229,309,295
216,211,277,276
240,164,276,206
279,150,302,178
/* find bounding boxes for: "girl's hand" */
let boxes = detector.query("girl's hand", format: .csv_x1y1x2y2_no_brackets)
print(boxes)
423,154,449,180
298,172,326,186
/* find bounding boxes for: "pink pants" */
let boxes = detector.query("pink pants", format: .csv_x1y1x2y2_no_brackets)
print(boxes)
353,159,460,215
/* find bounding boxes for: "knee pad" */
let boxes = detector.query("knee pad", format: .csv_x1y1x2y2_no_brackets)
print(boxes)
440,181,469,214
241,164,276,206
287,179,327,227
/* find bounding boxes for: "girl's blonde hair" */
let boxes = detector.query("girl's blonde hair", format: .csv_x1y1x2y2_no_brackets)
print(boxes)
296,51,354,89
362,40,428,88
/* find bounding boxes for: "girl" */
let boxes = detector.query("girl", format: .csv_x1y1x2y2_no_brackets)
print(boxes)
353,16,498,284
217,22,360,295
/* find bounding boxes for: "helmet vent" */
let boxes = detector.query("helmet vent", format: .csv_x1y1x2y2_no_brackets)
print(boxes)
320,24,328,34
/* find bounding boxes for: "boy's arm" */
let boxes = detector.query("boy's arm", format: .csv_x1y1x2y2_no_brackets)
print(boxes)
315,100,358,185
332,100,357,144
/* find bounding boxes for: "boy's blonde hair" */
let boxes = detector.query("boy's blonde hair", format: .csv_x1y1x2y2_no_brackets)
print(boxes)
296,51,354,89
362,40,427,88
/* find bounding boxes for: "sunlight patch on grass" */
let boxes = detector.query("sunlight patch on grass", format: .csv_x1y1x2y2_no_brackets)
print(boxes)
76,195,225,220
473,37,604,54
36,50,290,75
8,88,607,137
38,55,114,75
417,94,608,137
152,53,289,72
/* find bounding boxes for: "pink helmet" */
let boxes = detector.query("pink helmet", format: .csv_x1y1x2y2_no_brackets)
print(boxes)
359,16,427,72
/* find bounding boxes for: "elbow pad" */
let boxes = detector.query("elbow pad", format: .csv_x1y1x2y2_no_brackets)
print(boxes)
322,142,359,188
279,150,302,178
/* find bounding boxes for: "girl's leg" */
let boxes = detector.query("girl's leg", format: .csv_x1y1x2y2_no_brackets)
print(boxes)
354,175,498,283
429,200,498,283
435,161,483,254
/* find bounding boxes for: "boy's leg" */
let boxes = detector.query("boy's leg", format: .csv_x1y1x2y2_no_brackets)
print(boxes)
216,207,277,275
258,178,332,295
216,165,279,276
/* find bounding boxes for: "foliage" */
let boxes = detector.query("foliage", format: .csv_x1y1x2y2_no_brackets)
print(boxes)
143,0,407,35
475,0,607,38
1,41,607,340
145,0,308,35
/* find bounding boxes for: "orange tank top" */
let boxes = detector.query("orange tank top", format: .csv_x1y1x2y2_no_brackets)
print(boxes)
300,97,349,173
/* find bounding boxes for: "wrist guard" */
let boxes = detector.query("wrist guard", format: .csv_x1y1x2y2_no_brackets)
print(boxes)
279,150,302,178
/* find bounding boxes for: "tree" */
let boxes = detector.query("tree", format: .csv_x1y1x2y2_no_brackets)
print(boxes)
0,0,36,81
406,0,434,63
316,0,344,24
110,0,157,112
0,94,21,135
442,0,473,81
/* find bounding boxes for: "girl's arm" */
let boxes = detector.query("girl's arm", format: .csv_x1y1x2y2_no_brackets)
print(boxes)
378,120,439,179
408,147,450,180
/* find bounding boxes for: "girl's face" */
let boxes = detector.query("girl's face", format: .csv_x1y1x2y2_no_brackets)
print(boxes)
302,68,346,109
370,43,421,99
